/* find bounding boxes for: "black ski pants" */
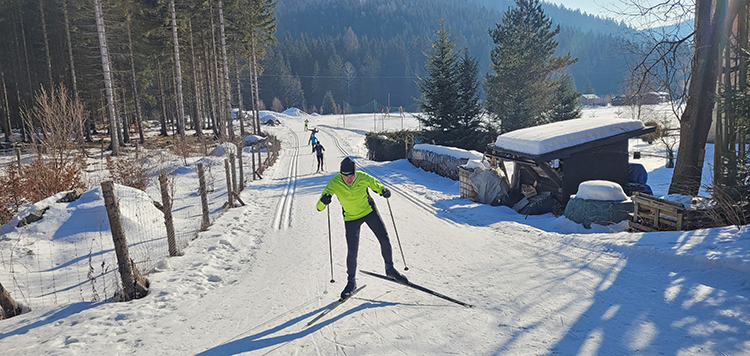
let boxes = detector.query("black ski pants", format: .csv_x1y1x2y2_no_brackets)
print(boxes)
316,154,324,171
344,208,393,282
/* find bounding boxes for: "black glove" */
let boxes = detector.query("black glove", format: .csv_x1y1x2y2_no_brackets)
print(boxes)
380,188,391,198
320,193,332,205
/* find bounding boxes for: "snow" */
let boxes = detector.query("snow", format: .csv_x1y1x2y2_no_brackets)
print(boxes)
494,117,645,156
412,143,484,160
574,180,629,201
1,105,749,355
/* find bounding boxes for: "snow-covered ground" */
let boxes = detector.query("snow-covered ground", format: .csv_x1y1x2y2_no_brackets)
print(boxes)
1,104,749,355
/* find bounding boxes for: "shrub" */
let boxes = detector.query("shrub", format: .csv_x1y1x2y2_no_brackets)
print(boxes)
365,130,421,161
106,156,148,191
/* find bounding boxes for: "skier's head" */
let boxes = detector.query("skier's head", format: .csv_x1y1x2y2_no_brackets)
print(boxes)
340,157,355,176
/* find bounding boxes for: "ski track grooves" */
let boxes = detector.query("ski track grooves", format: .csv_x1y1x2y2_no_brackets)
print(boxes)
319,127,458,227
272,128,299,230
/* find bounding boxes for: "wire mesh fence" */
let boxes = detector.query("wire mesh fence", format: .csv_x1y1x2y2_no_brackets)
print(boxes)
0,135,279,311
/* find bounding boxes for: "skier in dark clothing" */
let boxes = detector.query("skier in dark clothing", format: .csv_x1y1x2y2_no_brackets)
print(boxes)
312,142,325,172
317,157,408,299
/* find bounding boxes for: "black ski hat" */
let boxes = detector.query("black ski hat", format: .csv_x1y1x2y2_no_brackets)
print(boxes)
340,157,355,175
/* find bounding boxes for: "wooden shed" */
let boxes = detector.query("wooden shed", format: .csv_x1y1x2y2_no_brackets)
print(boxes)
485,118,656,206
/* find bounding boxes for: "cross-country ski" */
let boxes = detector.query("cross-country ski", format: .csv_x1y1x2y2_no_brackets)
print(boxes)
360,270,474,308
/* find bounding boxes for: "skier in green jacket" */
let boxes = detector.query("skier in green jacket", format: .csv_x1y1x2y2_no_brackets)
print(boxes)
317,157,408,298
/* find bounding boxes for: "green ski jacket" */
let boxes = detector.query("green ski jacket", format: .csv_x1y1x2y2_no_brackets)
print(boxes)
317,171,386,221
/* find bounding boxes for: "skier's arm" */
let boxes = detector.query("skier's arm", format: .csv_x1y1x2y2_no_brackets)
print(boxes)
317,181,336,211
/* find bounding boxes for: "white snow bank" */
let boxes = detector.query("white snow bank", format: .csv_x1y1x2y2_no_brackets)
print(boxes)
413,144,484,160
574,180,628,201
282,108,307,116
242,135,264,146
494,117,645,156
210,142,237,156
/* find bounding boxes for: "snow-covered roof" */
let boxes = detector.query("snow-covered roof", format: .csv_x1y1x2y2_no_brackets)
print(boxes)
581,94,600,99
413,144,484,160
493,118,645,156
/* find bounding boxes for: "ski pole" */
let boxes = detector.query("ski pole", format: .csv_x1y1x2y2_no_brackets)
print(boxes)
327,206,335,283
386,198,409,270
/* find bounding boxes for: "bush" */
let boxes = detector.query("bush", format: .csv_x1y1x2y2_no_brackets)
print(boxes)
106,156,148,191
0,156,87,225
365,130,421,161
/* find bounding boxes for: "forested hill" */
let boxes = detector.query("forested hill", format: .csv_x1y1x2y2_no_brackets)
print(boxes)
261,0,636,112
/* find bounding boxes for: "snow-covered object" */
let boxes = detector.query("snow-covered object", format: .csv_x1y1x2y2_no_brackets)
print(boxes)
210,142,237,156
242,135,264,146
494,118,645,156
413,144,484,160
1,184,164,240
574,180,628,201
464,159,488,170
281,108,306,116
409,144,484,181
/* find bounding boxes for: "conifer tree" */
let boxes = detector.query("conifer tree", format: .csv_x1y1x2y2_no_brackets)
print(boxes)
453,49,485,151
485,0,577,134
546,74,581,123
415,21,459,145
322,90,337,114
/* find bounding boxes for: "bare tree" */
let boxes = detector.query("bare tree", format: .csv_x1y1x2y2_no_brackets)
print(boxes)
170,0,186,140
21,85,86,169
94,0,119,156
218,0,234,141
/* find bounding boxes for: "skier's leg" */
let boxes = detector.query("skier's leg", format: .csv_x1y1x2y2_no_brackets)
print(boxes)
364,210,393,266
344,218,365,281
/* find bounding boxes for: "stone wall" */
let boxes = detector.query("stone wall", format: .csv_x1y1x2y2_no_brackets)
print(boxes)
408,148,470,181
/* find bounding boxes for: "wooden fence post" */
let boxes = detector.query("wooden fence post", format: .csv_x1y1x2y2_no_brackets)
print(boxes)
238,146,244,191
0,280,22,319
197,163,210,231
100,181,136,301
224,159,234,207
15,147,21,169
159,173,178,257
230,152,237,195
251,145,256,181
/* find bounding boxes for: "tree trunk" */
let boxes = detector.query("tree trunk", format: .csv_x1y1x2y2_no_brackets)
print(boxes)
251,34,262,135
669,0,728,195
210,4,225,139
217,0,234,141
120,85,130,144
1,72,10,142
201,31,219,137
94,0,119,156
18,0,33,143
234,51,245,136
188,17,203,138
157,58,168,136
39,0,53,90
62,0,79,104
170,0,186,140
0,280,23,319
126,17,145,144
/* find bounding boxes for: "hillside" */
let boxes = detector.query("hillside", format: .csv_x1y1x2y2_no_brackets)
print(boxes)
263,0,640,111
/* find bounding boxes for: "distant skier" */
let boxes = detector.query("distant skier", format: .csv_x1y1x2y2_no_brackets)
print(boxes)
308,128,319,146
312,142,325,172
304,118,309,131
317,157,408,299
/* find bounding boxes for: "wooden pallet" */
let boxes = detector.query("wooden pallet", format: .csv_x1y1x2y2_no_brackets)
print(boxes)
629,192,687,232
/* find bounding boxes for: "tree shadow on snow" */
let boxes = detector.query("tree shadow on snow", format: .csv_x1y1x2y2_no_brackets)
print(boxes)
490,229,750,355
195,300,394,356
0,302,98,339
